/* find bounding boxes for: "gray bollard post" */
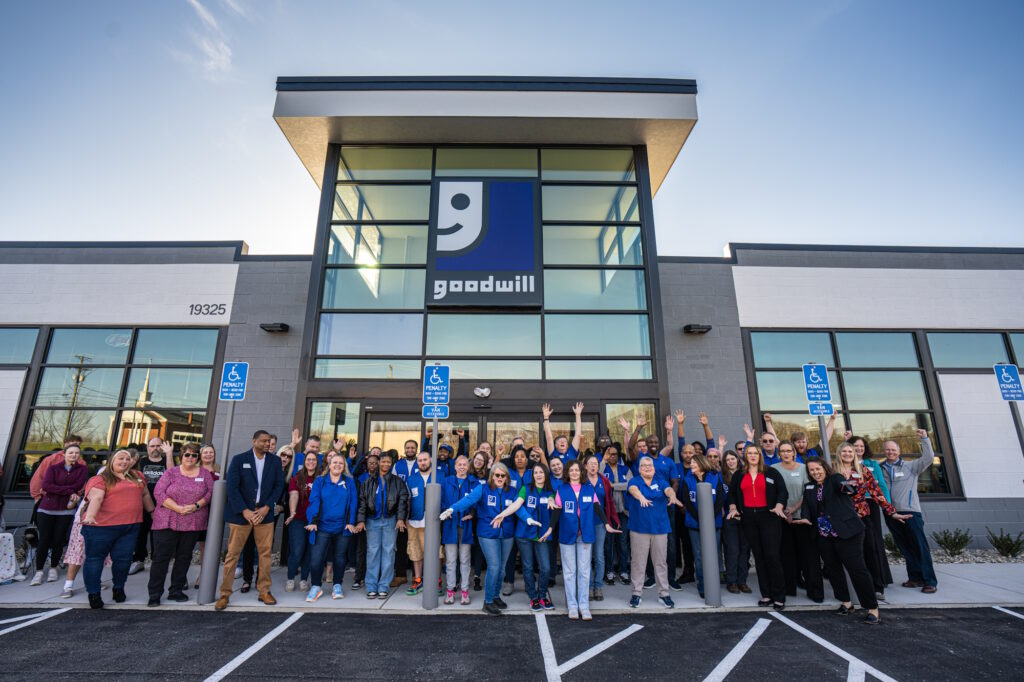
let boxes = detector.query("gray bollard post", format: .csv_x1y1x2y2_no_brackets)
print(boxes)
817,415,832,467
198,480,227,605
696,481,722,607
422,483,442,610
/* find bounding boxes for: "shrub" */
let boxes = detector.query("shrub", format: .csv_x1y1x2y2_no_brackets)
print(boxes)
883,533,900,557
931,528,971,556
986,527,1024,558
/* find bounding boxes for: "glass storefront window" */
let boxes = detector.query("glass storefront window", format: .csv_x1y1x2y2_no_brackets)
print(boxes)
46,328,132,365
927,332,1009,368
542,185,639,222
755,370,842,411
322,269,425,310
314,359,421,380
545,314,650,356
123,368,212,408
541,148,635,182
337,147,432,181
544,269,646,311
427,359,541,380
846,412,935,458
435,148,537,177
485,421,541,452
835,332,919,368
317,313,423,356
114,409,205,449
368,418,422,453
751,332,834,368
327,225,428,265
308,401,361,447
333,184,430,222
546,360,652,380
432,420,479,455
132,329,218,366
842,371,928,410
35,367,125,407
1012,333,1024,364
761,412,848,453
543,225,643,266
605,403,656,450
426,314,541,356
0,328,37,363
25,409,117,451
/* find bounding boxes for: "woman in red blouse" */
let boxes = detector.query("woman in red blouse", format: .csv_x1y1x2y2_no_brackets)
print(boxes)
834,443,909,598
726,445,789,609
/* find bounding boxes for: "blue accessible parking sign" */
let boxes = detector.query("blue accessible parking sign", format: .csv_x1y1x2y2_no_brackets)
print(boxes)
809,402,834,416
422,404,450,419
994,364,1024,401
219,362,249,401
423,365,450,405
802,363,832,403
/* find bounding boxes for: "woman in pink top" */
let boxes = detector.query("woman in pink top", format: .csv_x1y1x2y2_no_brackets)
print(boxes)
147,442,215,606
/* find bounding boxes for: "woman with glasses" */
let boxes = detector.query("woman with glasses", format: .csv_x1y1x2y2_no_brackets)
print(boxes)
147,442,214,607
468,450,489,592
770,440,821,602
512,462,558,611
602,444,631,585
626,455,685,609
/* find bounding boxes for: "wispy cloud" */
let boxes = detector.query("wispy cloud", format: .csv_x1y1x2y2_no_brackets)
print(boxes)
175,0,233,81
220,0,248,19
187,0,220,33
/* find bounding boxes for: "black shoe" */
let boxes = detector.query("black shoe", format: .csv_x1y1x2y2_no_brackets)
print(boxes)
492,597,508,610
773,601,785,611
758,598,772,607
112,588,126,603
679,574,695,584
89,593,104,609
483,602,502,616
811,596,824,604
473,577,482,592
167,593,189,603
836,604,854,616
147,597,160,607
548,577,556,588
863,613,881,625
240,582,252,593
351,580,363,590
643,577,655,589
669,580,683,591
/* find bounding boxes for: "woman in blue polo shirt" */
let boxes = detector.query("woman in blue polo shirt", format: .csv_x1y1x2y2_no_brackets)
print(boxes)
440,462,524,616
441,455,475,605
602,444,631,585
512,462,558,612
304,453,359,602
678,453,725,598
627,456,684,608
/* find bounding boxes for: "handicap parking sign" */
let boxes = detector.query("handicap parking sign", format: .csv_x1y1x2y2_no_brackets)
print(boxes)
802,363,832,403
422,365,450,405
994,364,1024,401
219,362,249,401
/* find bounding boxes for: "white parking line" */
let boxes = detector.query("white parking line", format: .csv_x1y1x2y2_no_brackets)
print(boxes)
993,606,1024,621
702,618,771,682
534,613,642,681
556,624,643,675
769,612,898,682
535,613,562,682
204,612,303,682
0,608,71,637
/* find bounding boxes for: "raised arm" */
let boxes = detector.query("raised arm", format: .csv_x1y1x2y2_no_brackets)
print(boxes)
571,402,584,452
763,413,777,438
698,412,714,448
626,413,646,462
910,429,936,475
542,403,555,454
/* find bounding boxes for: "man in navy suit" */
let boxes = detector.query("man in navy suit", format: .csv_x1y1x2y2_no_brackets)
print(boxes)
215,430,284,610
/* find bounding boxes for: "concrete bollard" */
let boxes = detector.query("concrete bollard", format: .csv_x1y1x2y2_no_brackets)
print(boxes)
696,481,722,607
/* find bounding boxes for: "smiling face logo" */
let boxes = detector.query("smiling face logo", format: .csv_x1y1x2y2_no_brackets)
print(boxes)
436,181,485,254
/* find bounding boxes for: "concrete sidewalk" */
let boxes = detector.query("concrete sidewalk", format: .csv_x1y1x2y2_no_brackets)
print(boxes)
2,560,1023,614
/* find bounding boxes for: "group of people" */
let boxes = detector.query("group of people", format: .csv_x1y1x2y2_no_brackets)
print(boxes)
20,404,941,624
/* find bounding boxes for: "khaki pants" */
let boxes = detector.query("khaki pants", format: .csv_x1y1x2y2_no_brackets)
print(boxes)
630,531,669,598
407,526,425,562
220,522,274,598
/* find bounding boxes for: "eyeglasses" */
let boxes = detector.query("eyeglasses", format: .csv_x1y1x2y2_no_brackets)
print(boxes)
181,453,199,459
492,473,507,479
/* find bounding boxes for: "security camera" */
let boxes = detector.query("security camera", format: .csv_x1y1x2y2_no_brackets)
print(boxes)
473,387,491,398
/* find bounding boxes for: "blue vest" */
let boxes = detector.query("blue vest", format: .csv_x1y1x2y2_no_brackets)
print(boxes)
451,484,517,539
556,482,599,545
508,467,532,493
407,469,441,522
682,470,722,529
515,486,554,540
441,476,475,545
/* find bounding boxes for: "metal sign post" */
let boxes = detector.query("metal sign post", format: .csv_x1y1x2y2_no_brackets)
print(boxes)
803,363,834,466
421,364,449,610
198,362,249,605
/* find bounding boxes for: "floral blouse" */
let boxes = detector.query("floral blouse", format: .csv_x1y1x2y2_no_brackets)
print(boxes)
842,467,896,519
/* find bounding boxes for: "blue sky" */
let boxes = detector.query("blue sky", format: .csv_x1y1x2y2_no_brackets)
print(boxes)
1,1,1021,256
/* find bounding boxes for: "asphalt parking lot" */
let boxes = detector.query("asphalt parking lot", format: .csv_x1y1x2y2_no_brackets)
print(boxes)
1,605,1022,680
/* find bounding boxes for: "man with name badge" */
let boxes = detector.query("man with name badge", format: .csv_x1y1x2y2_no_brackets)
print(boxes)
404,451,445,596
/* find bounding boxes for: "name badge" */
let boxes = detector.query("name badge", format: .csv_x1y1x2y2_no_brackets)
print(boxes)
487,495,497,506
504,499,512,507
806,484,816,489
564,501,575,513
894,472,905,478
539,497,549,504
510,480,518,488
790,472,801,477
411,488,419,497
196,477,204,482
766,478,775,485
582,496,593,503
651,483,659,491
852,473,861,479
243,463,251,469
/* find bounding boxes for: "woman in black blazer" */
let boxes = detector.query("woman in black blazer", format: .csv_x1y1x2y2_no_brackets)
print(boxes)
726,445,789,609
797,457,905,625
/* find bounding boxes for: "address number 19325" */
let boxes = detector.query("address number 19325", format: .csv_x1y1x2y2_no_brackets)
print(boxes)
189,303,227,316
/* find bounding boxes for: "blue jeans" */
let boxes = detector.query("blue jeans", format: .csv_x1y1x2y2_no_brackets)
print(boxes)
479,536,514,604
605,513,629,576
311,531,351,588
365,516,398,594
688,527,721,594
886,511,937,587
287,521,312,581
591,523,606,588
516,538,551,600
82,523,140,596
560,538,591,612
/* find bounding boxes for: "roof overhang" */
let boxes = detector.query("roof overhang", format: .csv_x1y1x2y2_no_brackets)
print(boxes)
273,77,697,195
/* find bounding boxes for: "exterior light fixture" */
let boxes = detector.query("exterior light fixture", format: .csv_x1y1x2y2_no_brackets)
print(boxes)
259,323,290,333
683,324,712,335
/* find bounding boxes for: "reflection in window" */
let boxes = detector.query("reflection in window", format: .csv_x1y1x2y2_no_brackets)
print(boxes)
327,225,428,265
842,371,928,410
605,403,656,450
132,329,218,366
46,329,132,365
435,148,537,177
322,269,425,310
485,421,541,451
927,332,1009,368
315,359,421,380
337,147,432,181
433,421,480,454
368,419,422,453
1012,334,1024,365
544,270,646,311
317,314,423,356
427,314,541,356
308,401,361,447
761,413,848,453
543,225,642,266
755,370,842,411
751,332,833,368
546,360,652,380
542,186,639,222
847,412,937,467
0,328,37,364
115,410,205,449
545,314,650,356
25,409,117,451
333,185,430,222
123,368,212,408
35,367,124,407
541,148,635,182
427,359,541,380
835,332,919,368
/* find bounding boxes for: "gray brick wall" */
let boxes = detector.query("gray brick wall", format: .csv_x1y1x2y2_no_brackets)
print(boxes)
212,259,311,459
658,261,752,446
921,498,1024,549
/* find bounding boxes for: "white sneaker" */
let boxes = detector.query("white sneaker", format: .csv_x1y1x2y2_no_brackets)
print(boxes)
47,568,58,582
568,607,579,620
60,586,74,598
30,571,44,586
128,561,144,575
299,579,309,592
234,567,243,579
285,580,295,592
501,582,513,596
581,609,593,621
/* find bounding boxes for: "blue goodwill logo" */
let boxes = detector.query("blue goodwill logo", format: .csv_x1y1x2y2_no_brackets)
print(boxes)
427,179,542,307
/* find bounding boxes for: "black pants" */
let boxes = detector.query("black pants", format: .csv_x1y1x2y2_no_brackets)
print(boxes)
394,528,409,580
36,513,74,570
678,508,695,579
862,503,893,592
817,530,878,610
241,533,256,582
354,531,367,581
780,521,823,600
741,509,785,603
133,508,154,562
148,529,200,599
